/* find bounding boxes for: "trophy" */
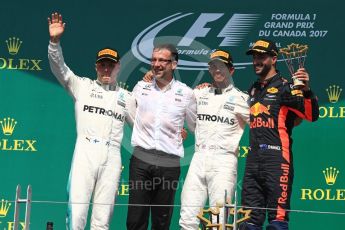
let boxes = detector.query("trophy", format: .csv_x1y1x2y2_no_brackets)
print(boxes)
197,205,251,230
279,43,308,89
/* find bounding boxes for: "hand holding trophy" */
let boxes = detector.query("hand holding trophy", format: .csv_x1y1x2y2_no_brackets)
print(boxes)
279,43,308,89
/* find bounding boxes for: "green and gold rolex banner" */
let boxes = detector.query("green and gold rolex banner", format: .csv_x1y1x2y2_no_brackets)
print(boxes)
1,0,344,229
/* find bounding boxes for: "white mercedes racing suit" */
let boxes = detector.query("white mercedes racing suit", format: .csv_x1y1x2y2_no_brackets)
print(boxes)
48,42,134,230
180,84,250,230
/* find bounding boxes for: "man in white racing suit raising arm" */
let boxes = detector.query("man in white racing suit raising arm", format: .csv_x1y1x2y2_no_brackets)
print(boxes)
179,49,250,229
47,12,134,230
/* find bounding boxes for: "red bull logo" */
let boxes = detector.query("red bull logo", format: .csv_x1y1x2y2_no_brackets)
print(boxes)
250,102,274,128
250,102,271,117
250,117,275,128
279,163,290,205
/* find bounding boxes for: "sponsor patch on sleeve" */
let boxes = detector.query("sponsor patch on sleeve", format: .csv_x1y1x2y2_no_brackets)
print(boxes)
291,89,303,96
267,87,278,94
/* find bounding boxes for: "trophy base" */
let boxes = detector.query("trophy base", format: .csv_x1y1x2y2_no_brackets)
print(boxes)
292,84,305,90
292,77,305,89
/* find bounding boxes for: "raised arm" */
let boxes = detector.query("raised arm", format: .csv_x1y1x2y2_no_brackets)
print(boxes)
47,12,81,97
282,68,319,122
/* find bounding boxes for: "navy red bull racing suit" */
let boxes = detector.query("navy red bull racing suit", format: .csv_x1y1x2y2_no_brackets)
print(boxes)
241,73,319,228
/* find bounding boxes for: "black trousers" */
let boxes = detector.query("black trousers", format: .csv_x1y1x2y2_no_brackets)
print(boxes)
126,147,181,230
241,148,294,227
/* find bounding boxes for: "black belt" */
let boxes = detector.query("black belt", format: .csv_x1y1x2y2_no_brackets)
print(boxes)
133,146,180,167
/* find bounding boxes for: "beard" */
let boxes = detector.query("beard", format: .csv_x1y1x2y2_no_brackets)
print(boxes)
254,62,271,77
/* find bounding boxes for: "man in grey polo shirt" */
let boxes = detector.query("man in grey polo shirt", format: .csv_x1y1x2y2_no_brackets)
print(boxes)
126,44,196,230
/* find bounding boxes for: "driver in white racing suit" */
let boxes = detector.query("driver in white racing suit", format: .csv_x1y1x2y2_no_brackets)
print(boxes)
179,49,250,229
47,12,134,229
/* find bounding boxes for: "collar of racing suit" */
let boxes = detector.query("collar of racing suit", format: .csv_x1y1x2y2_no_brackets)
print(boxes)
96,80,118,91
255,72,281,88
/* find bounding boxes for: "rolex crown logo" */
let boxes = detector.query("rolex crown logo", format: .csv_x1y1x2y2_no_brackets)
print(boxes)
326,85,342,103
0,117,17,136
323,167,339,186
0,199,11,218
5,37,22,55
